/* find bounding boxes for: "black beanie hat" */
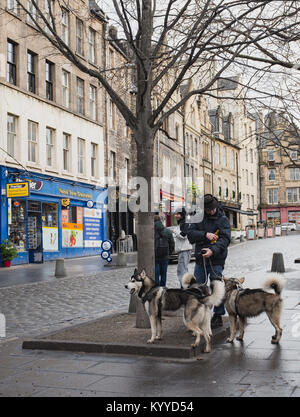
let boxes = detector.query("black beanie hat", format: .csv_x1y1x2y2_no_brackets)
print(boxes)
204,194,218,211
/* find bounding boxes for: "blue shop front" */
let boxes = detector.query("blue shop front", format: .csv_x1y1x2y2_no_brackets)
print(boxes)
0,167,107,265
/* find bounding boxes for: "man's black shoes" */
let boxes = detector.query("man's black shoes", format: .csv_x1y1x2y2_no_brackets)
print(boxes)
211,314,223,329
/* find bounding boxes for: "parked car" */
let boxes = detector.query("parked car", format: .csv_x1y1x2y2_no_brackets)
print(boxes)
281,222,297,231
167,226,195,263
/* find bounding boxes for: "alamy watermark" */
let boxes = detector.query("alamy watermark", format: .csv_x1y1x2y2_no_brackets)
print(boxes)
0,314,5,338
291,313,300,338
96,173,205,222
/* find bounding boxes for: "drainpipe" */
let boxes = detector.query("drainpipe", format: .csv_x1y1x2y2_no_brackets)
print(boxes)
236,151,240,227
210,136,214,195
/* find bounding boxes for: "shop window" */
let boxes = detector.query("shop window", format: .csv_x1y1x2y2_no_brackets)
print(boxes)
8,199,26,251
28,200,41,212
62,206,83,248
42,203,58,227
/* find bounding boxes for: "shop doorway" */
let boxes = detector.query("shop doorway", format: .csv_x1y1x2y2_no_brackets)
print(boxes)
28,201,43,263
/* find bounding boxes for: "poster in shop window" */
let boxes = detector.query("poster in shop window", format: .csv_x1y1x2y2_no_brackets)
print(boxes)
42,227,59,251
83,208,102,248
62,207,84,248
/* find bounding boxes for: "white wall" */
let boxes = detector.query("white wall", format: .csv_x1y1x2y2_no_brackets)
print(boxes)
0,85,105,186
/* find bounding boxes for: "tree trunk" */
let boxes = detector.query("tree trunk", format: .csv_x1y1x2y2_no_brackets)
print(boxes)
134,126,155,328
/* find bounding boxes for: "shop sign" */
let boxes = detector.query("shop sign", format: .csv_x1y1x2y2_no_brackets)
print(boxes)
6,182,29,198
83,208,102,247
61,198,70,208
58,187,92,200
28,180,43,191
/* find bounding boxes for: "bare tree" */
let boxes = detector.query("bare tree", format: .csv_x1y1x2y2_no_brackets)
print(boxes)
7,0,300,325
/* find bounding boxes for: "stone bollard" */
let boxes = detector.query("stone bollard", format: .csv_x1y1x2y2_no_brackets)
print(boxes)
271,252,285,273
117,252,127,266
55,258,67,277
128,294,136,313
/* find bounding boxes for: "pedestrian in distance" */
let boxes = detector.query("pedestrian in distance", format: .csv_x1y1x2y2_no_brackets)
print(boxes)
187,194,231,328
173,207,193,288
154,215,175,287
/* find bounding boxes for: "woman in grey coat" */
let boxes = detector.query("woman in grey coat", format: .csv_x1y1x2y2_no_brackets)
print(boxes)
173,207,192,287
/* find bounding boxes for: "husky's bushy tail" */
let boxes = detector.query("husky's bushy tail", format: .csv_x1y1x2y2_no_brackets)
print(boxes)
204,280,225,307
264,274,285,295
182,272,197,289
181,272,225,307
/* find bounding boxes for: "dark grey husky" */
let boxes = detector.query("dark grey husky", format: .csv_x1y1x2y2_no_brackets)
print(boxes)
224,275,285,344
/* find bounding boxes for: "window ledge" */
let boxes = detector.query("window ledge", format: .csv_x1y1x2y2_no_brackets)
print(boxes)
26,163,42,172
88,60,98,69
45,167,59,174
61,170,74,178
76,175,88,181
75,51,86,62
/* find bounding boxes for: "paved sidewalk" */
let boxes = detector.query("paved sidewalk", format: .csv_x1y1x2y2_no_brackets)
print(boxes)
0,235,299,397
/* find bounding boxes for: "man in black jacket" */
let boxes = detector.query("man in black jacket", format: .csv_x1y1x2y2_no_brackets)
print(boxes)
187,194,231,328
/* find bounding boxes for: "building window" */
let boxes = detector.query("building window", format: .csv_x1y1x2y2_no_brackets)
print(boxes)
290,150,298,161
91,143,97,177
268,188,278,204
251,195,254,209
232,182,236,200
46,127,55,167
175,124,179,142
110,151,116,180
268,150,274,161
224,180,228,199
268,169,275,181
203,142,209,160
163,155,171,180
42,203,58,228
215,143,220,165
45,60,54,101
246,169,249,185
61,8,69,45
89,28,96,63
89,85,96,120
77,78,84,114
124,158,129,187
217,178,221,198
289,167,300,180
109,48,114,67
190,136,194,158
28,121,38,163
45,0,54,30
250,148,254,163
8,200,26,252
231,150,235,170
62,70,69,107
7,40,17,85
7,0,18,14
109,99,115,129
76,18,83,55
27,51,36,93
287,188,299,203
78,138,85,174
223,146,227,166
7,114,17,158
250,172,254,186
27,0,37,24
63,133,70,171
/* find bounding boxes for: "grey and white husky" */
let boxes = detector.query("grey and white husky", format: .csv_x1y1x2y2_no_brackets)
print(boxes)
224,275,285,344
125,269,225,352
